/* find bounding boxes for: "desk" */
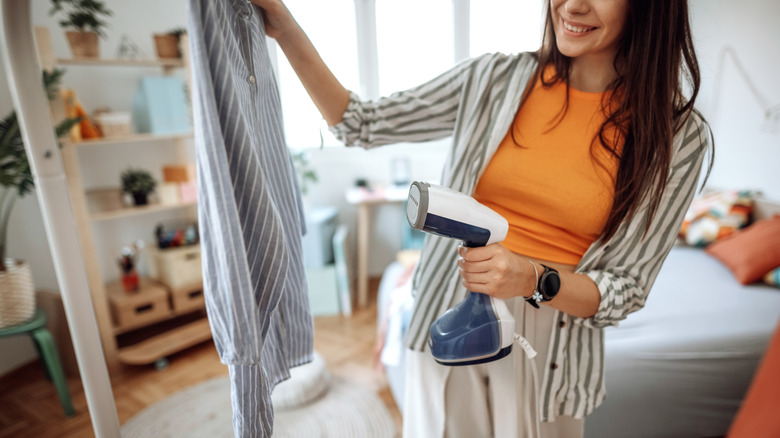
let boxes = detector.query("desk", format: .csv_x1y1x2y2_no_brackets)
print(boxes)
346,185,408,308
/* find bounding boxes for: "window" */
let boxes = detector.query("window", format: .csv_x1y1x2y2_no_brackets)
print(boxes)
272,0,543,149
274,0,359,148
470,0,543,57
375,0,453,97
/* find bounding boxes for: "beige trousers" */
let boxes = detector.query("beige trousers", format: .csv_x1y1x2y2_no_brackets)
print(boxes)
402,298,584,438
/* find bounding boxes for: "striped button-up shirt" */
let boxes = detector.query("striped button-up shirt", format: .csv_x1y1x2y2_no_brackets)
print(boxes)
330,51,710,420
188,0,313,436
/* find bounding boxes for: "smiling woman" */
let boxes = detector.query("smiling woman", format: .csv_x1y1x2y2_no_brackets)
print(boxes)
247,0,711,436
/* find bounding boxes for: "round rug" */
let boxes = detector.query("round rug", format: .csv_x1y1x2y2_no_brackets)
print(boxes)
121,374,397,437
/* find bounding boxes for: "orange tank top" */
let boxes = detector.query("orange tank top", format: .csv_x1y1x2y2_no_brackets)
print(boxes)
473,71,623,265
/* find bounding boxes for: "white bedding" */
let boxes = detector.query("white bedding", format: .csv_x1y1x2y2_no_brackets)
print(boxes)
585,245,780,438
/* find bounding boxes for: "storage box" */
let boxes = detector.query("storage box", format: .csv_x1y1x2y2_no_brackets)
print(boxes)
169,285,205,314
132,76,192,134
107,279,170,330
163,164,196,183
147,244,203,291
95,111,133,138
179,181,197,203
158,183,180,205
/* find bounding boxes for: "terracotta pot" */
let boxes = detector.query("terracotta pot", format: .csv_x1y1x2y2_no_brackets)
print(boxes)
66,30,99,58
0,259,35,328
154,34,180,59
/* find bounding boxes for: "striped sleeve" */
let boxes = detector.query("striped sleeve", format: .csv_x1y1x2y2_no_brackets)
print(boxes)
580,113,711,328
328,54,496,149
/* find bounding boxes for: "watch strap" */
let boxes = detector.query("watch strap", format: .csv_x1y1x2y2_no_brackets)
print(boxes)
525,264,559,308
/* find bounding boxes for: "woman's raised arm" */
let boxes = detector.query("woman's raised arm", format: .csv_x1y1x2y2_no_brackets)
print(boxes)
250,0,350,126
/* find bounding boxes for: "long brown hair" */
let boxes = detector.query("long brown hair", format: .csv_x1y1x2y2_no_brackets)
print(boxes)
522,0,706,241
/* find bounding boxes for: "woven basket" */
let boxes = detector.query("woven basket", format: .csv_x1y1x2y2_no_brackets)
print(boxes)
0,259,36,328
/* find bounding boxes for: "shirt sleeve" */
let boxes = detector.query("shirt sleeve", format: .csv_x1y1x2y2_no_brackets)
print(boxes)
580,113,712,329
328,53,500,149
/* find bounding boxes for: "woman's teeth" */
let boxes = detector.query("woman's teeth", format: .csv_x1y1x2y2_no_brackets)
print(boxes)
564,22,594,33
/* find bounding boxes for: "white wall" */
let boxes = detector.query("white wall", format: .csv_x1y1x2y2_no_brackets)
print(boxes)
1,0,778,377
690,0,780,200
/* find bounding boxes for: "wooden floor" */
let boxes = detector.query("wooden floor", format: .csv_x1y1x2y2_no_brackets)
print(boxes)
0,278,402,437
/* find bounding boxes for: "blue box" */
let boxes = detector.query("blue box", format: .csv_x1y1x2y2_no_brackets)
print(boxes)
133,76,192,134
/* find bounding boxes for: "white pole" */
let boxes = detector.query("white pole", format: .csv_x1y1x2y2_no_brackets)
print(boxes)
452,0,470,63
354,0,380,100
0,1,121,436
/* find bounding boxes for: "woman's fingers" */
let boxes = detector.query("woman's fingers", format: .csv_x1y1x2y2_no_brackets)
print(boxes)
457,257,492,273
249,0,295,40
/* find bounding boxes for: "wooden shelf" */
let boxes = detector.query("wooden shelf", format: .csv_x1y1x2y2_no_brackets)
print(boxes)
90,200,197,222
117,317,212,366
86,188,196,222
33,27,199,366
56,57,185,68
67,132,193,148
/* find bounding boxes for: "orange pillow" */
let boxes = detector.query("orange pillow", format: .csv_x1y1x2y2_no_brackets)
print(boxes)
727,324,780,437
705,215,780,285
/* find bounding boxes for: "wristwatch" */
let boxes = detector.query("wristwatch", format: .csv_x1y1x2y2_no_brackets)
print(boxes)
525,264,561,309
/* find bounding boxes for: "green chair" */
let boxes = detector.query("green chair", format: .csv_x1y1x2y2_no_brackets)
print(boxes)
0,308,75,416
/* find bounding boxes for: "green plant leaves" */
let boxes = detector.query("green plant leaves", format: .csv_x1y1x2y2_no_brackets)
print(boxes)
49,0,112,37
0,68,82,198
120,168,157,195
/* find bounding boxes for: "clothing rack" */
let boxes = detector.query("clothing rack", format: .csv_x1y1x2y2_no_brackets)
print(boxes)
0,1,120,436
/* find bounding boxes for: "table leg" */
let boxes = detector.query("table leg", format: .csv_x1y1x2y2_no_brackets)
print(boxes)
357,203,370,308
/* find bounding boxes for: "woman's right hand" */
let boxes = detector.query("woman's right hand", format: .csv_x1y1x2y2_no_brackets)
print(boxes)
249,0,297,41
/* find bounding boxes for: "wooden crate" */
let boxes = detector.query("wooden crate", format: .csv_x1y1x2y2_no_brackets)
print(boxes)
107,279,171,332
170,284,205,314
147,245,202,291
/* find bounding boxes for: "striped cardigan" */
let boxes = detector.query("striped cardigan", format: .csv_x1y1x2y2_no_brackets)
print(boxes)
330,51,710,420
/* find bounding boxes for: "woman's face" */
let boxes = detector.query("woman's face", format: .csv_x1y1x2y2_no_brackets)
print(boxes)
550,0,630,62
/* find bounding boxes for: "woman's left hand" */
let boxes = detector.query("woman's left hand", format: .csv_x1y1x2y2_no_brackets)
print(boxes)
457,244,535,300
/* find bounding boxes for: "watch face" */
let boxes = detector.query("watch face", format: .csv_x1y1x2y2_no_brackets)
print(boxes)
541,270,561,299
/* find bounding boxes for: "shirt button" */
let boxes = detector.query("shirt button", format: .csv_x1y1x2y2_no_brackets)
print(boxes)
551,363,559,370
248,75,256,84
559,320,566,328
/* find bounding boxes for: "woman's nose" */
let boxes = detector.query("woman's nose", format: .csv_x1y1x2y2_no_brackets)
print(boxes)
562,0,590,15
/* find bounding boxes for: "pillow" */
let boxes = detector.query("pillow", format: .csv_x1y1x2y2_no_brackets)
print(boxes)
765,267,780,288
679,189,756,247
705,215,780,285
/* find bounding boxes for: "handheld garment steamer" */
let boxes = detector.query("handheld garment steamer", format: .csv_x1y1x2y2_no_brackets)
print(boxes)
406,181,517,366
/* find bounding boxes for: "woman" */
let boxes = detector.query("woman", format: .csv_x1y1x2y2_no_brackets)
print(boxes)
251,0,712,436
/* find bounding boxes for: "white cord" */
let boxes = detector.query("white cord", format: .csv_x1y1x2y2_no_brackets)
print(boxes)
513,333,537,359
709,46,780,120
514,333,541,438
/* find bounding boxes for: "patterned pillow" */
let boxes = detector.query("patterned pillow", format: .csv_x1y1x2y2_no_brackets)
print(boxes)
765,267,780,288
679,189,756,247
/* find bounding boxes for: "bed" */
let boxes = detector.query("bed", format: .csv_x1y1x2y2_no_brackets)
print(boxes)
375,200,780,438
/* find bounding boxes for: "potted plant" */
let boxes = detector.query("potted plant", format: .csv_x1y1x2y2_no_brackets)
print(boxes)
291,150,318,196
120,168,156,206
154,27,186,59
0,69,81,328
49,0,113,59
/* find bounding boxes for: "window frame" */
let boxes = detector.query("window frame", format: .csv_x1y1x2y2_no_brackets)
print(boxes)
269,0,540,149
